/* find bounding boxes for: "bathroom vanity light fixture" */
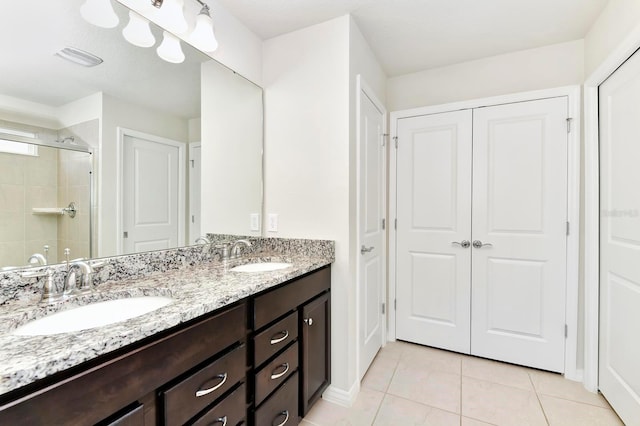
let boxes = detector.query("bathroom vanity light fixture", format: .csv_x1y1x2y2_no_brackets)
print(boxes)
190,2,218,52
80,0,119,29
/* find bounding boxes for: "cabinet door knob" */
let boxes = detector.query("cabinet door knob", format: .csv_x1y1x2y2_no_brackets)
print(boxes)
212,416,228,426
304,318,313,326
270,362,290,380
273,410,290,426
195,373,227,397
270,330,289,345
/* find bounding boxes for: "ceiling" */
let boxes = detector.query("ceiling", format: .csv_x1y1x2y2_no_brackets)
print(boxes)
0,0,205,119
216,0,609,77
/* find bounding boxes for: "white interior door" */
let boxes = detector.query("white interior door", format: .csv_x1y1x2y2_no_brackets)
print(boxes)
396,110,473,354
122,133,184,254
599,49,640,425
471,98,568,372
189,143,202,244
358,87,386,379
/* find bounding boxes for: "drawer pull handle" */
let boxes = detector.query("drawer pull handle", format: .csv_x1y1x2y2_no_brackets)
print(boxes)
273,410,289,426
270,330,289,345
304,318,313,326
210,416,227,426
270,362,290,380
195,373,228,397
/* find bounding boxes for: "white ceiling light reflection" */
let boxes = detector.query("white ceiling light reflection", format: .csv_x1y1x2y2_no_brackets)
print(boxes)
122,11,156,48
156,31,185,63
80,0,119,29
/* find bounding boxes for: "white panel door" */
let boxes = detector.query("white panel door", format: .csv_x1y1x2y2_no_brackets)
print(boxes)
358,89,385,379
396,110,473,353
123,134,181,254
189,143,202,244
471,98,568,372
599,49,640,425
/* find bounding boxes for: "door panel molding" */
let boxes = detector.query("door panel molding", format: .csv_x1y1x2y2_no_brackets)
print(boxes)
389,85,581,380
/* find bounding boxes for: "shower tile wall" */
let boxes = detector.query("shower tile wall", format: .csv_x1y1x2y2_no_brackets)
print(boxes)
0,119,96,268
0,143,59,267
57,119,97,262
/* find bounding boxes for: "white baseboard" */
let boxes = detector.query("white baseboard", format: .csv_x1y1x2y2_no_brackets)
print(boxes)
322,381,360,407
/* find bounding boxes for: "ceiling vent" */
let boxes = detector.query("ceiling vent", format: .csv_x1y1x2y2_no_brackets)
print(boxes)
55,47,103,67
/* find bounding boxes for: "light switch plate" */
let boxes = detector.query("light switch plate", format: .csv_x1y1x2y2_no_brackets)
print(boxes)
250,213,260,232
267,214,278,232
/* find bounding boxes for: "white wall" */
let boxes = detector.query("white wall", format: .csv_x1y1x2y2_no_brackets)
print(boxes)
584,0,640,77
117,0,262,85
99,94,189,257
263,16,353,392
387,40,584,111
200,60,262,236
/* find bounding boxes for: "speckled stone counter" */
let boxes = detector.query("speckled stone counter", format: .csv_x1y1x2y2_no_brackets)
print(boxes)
0,237,334,397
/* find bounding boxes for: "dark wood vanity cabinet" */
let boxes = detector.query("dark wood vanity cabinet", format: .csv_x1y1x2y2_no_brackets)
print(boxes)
0,265,331,426
250,266,331,424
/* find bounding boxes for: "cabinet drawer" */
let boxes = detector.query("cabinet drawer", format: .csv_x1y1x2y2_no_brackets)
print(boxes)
255,372,299,426
163,345,246,426
254,267,330,329
191,383,246,426
255,342,298,406
254,312,298,367
101,403,144,426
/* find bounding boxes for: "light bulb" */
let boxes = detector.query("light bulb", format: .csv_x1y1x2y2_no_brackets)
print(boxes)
156,0,188,35
190,7,218,52
122,11,155,48
157,31,185,63
80,0,119,29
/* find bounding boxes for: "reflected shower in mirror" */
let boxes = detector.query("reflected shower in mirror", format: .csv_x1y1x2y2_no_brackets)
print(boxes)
0,0,263,270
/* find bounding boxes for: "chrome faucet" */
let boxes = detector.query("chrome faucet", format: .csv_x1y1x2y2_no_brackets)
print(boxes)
28,245,49,266
64,260,94,297
195,236,211,244
229,239,252,259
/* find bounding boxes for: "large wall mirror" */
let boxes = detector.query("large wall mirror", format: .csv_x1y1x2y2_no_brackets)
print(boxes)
0,0,263,270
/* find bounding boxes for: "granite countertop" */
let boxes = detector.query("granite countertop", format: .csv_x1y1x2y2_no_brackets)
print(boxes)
0,252,332,397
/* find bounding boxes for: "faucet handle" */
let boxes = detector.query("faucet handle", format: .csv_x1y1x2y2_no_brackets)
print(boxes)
214,243,231,260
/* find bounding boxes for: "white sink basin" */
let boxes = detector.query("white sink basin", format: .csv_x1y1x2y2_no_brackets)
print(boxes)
12,296,174,336
231,262,293,273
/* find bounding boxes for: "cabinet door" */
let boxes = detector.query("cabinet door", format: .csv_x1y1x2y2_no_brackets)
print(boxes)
301,292,330,415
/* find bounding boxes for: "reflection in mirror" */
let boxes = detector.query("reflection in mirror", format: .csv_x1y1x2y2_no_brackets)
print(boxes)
0,0,263,270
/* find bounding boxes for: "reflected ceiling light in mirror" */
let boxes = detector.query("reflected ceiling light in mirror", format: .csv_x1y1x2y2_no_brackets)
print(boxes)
190,4,218,52
157,31,185,63
123,11,156,48
156,0,188,35
80,0,119,29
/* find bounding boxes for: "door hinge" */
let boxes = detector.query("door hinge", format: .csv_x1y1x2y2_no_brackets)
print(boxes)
382,133,389,147
565,324,568,338
190,159,195,168
382,218,386,230
566,118,573,133
394,299,397,310
393,136,398,149
123,231,128,239
192,215,195,224
382,303,386,314
566,221,570,236
394,218,397,230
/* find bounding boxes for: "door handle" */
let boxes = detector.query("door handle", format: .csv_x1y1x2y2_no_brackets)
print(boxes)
451,240,471,248
360,245,374,255
472,240,493,249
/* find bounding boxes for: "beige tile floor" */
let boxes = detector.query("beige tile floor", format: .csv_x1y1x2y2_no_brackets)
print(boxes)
302,341,624,426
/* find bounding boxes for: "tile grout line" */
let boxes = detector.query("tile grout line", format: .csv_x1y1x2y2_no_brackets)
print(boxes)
529,372,551,425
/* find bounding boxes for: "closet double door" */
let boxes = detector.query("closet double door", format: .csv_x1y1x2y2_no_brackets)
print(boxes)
396,97,568,372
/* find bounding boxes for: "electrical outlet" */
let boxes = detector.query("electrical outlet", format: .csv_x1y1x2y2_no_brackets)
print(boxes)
267,214,278,232
250,213,260,232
